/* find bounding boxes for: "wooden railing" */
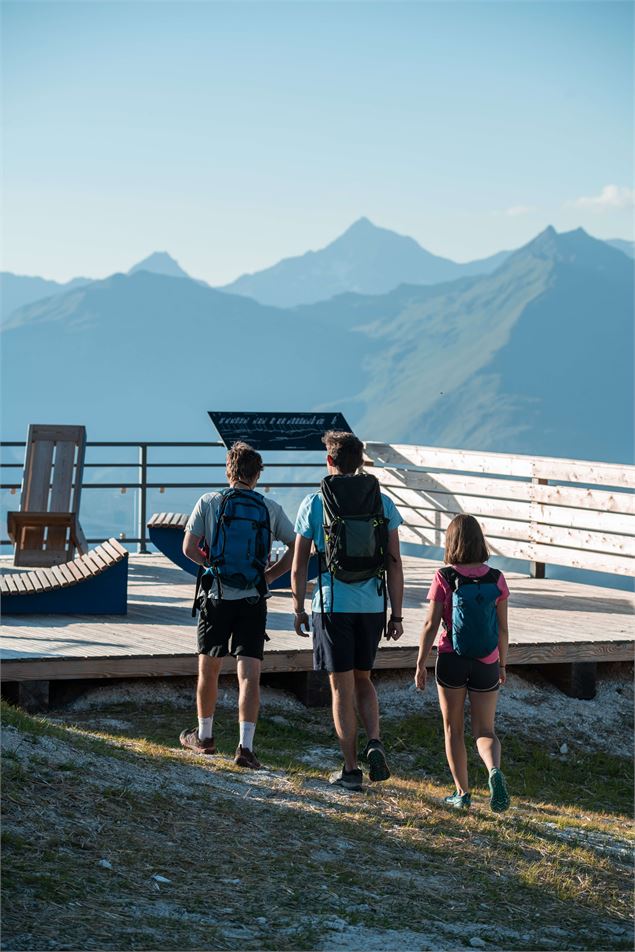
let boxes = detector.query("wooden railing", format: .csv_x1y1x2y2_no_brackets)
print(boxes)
365,443,635,578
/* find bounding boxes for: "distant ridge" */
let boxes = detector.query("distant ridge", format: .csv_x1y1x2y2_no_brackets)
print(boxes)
0,273,91,320
221,216,511,307
607,238,635,259
3,227,632,320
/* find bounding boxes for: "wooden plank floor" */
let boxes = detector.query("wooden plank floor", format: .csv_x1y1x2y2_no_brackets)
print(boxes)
1,554,633,681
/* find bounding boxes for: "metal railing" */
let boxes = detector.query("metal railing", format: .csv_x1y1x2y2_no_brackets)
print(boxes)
0,441,323,553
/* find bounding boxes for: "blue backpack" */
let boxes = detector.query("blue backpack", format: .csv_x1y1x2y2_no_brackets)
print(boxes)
207,488,272,595
439,567,501,658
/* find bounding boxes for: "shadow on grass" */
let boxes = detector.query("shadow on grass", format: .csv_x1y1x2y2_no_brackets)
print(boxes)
3,700,633,952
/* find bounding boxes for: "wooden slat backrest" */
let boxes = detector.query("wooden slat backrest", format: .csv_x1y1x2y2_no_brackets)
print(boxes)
47,441,77,553
17,424,87,561
21,430,55,553
21,425,85,509
49,442,76,511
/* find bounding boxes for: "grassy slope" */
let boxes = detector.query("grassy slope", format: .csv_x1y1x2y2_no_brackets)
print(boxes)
2,698,633,952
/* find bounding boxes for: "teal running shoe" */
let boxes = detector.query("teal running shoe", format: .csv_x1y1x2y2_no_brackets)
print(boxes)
488,767,511,812
444,790,472,810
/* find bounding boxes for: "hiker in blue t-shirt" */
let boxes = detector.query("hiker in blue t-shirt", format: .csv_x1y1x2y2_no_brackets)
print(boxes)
180,442,296,769
291,431,404,790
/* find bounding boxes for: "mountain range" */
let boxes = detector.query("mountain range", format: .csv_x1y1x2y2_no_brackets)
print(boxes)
2,219,633,319
220,217,513,306
2,226,632,465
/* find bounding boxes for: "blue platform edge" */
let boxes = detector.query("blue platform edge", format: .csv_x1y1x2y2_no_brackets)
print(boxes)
2,556,128,615
148,526,318,588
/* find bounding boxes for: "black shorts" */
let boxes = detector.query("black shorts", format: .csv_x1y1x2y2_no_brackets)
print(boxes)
311,612,384,673
435,652,500,692
197,596,267,661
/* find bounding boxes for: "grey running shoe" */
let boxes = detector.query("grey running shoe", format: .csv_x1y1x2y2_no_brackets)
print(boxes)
234,745,262,770
488,768,511,812
444,790,472,810
363,739,391,782
329,767,363,791
179,728,216,755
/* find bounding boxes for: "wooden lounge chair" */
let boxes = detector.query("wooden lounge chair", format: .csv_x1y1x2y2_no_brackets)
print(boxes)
7,424,88,567
147,511,318,588
1,539,128,615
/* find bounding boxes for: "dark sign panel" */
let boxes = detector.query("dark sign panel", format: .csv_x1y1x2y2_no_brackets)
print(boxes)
208,411,353,451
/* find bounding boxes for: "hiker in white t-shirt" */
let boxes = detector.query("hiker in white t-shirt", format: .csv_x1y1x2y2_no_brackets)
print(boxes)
180,442,295,769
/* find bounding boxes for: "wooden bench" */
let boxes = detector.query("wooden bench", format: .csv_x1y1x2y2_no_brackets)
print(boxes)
1,539,128,615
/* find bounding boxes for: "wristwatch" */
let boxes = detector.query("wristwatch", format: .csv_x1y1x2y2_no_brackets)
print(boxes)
391,615,403,623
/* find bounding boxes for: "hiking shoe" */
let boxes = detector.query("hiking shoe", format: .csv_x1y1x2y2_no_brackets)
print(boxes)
329,767,363,791
179,728,216,755
444,790,472,810
363,739,391,782
488,768,511,813
234,745,262,770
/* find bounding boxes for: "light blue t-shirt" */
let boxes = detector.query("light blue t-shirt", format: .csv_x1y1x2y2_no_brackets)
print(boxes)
295,491,402,614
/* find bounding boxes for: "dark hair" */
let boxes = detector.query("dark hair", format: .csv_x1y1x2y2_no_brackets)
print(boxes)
322,430,364,475
226,441,264,484
444,514,490,565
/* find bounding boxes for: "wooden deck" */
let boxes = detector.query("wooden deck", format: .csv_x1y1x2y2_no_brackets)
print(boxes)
1,554,633,682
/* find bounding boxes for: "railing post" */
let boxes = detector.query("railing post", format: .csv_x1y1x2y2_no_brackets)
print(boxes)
530,477,547,579
138,444,148,554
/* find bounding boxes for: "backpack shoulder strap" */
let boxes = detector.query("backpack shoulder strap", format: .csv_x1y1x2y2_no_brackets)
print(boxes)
438,566,459,589
482,567,501,585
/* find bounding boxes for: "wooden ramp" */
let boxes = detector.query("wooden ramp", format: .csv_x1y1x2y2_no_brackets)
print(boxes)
1,540,128,616
0,554,632,683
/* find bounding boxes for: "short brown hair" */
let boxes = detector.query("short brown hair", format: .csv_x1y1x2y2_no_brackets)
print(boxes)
444,514,490,565
226,441,264,484
322,430,363,475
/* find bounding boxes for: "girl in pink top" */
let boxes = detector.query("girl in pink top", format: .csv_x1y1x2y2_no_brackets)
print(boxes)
415,514,511,812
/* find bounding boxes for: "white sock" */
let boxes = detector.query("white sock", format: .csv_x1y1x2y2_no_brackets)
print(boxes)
239,721,256,751
198,716,213,741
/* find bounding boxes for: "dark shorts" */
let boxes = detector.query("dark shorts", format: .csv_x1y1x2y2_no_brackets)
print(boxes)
311,612,384,673
435,652,500,692
197,596,267,661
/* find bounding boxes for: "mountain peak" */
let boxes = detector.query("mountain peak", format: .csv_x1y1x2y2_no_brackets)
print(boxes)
128,252,189,279
510,224,627,272
348,216,374,230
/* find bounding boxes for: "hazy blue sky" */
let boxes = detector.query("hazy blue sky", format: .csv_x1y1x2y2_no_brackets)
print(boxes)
2,0,633,283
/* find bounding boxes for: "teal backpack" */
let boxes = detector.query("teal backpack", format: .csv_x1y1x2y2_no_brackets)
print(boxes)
439,567,501,658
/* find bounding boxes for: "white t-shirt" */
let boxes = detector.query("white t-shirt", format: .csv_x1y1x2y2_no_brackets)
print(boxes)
186,490,295,600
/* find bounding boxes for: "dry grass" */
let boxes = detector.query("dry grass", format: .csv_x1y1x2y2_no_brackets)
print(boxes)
2,690,633,952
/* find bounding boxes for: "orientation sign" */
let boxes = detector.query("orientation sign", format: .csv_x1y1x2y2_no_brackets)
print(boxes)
208,411,353,451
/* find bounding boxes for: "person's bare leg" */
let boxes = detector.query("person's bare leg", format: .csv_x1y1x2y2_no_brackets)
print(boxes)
353,669,380,741
470,689,501,771
237,656,262,725
330,671,358,772
438,685,469,794
197,654,223,717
